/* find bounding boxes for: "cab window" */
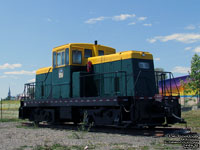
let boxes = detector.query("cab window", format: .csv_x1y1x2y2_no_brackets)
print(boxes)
66,48,69,65
138,62,150,69
98,50,104,56
57,51,65,66
84,49,92,58
72,50,82,64
53,52,56,67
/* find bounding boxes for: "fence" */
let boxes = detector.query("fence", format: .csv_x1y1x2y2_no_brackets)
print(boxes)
0,99,20,121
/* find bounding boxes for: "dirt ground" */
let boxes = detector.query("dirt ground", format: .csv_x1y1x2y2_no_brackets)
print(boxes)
1,121,198,150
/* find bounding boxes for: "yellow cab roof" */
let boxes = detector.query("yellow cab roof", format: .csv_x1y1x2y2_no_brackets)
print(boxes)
36,66,52,75
52,43,115,52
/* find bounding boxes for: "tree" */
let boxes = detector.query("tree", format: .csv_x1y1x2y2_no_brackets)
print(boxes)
182,54,200,103
189,54,200,103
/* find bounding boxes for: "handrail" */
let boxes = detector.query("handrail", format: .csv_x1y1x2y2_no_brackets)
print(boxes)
80,71,127,97
23,70,180,100
154,71,180,96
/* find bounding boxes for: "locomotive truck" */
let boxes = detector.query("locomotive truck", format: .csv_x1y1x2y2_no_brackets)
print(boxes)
19,41,185,127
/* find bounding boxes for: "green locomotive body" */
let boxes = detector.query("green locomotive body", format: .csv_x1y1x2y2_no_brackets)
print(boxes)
19,42,185,127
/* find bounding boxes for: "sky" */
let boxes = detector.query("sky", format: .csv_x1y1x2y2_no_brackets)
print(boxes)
0,0,200,98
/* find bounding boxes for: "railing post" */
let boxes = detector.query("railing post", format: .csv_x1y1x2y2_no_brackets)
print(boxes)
169,73,172,96
163,74,166,96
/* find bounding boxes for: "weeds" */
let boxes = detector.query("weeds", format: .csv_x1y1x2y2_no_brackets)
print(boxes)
16,145,33,150
78,111,94,132
69,111,94,139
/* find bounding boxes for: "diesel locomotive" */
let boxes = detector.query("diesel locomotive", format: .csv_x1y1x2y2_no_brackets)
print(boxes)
19,41,185,127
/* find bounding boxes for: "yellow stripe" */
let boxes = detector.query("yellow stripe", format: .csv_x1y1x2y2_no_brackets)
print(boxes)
88,50,153,64
36,67,52,75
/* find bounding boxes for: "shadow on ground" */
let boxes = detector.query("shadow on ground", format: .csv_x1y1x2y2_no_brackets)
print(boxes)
20,121,195,137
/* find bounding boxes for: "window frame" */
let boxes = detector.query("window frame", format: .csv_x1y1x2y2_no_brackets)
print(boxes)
57,50,65,67
53,50,66,68
65,48,69,65
84,49,92,58
98,50,104,56
53,52,57,68
138,62,150,69
72,50,82,64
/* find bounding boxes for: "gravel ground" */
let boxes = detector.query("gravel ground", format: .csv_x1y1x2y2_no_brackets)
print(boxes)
0,122,195,150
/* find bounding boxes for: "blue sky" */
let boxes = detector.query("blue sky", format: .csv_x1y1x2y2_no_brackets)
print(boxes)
0,0,200,98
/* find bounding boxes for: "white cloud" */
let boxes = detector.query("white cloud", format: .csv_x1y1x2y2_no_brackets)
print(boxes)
4,70,35,75
47,18,52,22
193,46,200,53
172,66,190,74
147,38,157,43
0,63,22,70
85,13,137,24
143,23,152,27
85,14,150,26
154,58,160,61
85,16,106,24
147,33,200,44
185,25,196,30
185,47,192,51
0,75,7,79
128,22,136,25
138,17,147,21
112,14,136,21
28,78,35,82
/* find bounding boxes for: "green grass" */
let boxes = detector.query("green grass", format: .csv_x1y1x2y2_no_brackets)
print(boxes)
1,100,20,110
33,144,86,150
173,109,200,133
16,145,33,150
0,100,20,120
0,118,21,122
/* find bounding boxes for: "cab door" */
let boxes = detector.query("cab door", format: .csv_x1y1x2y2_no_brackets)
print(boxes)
52,48,70,99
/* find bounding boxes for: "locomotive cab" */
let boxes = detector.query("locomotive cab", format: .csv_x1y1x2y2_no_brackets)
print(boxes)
35,43,116,99
52,43,116,67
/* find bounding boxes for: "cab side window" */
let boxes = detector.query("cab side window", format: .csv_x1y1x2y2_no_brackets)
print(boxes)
53,52,56,67
84,49,92,58
66,48,69,65
72,50,82,64
98,50,104,56
57,51,65,66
